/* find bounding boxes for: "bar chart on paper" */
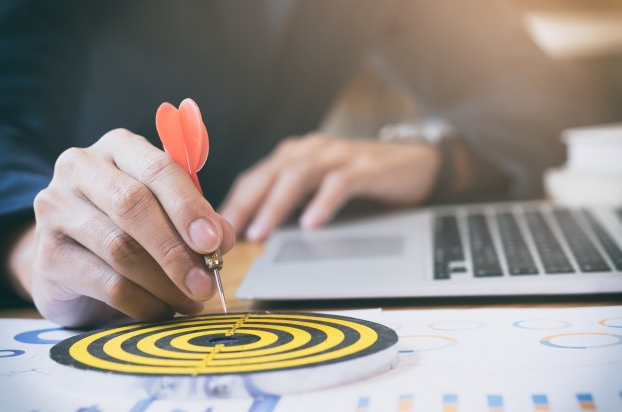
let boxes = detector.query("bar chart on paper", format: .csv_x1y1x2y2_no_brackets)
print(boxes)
1,306,621,412
297,390,618,412
277,306,622,412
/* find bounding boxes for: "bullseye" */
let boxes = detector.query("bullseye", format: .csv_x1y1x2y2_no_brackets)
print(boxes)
49,312,398,398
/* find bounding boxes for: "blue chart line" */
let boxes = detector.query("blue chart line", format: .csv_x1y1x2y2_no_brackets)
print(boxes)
512,319,571,330
75,406,101,412
599,317,622,328
249,395,280,412
540,333,622,349
14,327,66,344
0,349,25,358
128,396,157,412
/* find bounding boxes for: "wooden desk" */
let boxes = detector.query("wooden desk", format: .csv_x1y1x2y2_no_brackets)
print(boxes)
2,241,620,321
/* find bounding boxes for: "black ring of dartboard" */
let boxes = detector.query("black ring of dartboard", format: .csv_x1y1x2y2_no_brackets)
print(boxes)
50,312,398,376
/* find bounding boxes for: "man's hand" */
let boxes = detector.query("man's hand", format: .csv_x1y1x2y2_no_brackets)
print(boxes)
220,133,440,240
10,129,235,327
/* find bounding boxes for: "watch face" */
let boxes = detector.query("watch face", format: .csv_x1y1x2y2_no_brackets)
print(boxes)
379,119,455,145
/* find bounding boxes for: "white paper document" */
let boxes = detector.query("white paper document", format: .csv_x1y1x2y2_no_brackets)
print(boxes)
1,305,621,412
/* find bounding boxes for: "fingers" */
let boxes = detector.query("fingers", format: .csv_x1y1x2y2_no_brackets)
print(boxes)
64,152,212,303
220,136,325,237
92,130,237,300
221,134,342,240
51,129,234,300
300,166,362,229
219,161,276,239
59,197,205,315
34,179,200,326
245,163,323,240
32,233,174,328
217,216,236,253
95,130,226,254
31,128,237,327
220,135,442,238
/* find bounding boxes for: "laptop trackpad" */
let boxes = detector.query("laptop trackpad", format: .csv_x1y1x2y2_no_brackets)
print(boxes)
274,236,405,262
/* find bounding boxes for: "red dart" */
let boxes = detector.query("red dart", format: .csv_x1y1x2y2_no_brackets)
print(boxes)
179,98,209,172
155,103,188,170
155,98,209,194
155,98,228,313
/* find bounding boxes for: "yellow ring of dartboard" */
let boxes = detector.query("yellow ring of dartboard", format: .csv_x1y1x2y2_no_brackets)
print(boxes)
50,313,398,375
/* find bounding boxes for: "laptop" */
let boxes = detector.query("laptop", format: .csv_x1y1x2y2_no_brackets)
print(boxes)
236,201,622,301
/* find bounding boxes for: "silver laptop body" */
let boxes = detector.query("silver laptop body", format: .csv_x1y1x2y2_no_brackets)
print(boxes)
237,202,622,300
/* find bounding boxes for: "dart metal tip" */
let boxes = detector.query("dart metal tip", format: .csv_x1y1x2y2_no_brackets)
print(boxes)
205,251,227,313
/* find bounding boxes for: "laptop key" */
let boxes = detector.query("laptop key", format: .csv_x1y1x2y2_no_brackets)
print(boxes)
582,210,622,270
553,209,611,272
468,214,503,277
496,212,538,275
525,211,574,274
433,215,465,280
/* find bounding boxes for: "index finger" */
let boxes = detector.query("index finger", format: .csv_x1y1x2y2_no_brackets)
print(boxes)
95,129,234,254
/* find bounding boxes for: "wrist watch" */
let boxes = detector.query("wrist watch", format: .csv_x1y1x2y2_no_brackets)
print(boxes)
378,118,457,198
378,118,456,145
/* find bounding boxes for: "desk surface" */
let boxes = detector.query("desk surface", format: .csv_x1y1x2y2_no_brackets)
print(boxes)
1,241,620,319
2,242,620,412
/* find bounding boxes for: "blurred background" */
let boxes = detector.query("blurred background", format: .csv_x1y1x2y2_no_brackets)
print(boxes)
322,0,622,137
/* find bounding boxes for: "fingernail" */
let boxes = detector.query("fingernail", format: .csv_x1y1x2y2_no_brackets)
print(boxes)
300,209,321,229
185,267,214,300
246,220,267,241
300,211,318,229
179,298,204,315
189,218,220,253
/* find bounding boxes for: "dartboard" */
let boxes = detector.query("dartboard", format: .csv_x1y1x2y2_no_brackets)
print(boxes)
50,312,398,377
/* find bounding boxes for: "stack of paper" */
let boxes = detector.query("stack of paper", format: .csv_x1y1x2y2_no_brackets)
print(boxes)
545,123,622,206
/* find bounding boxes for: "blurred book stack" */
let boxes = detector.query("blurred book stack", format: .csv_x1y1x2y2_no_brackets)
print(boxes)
545,123,622,206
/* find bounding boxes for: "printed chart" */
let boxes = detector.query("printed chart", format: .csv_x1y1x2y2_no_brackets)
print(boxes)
1,306,621,412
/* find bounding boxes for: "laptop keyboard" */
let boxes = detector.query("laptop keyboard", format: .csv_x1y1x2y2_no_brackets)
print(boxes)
583,210,622,270
525,211,574,274
433,216,464,279
433,206,621,280
468,214,503,277
496,212,538,275
553,209,610,272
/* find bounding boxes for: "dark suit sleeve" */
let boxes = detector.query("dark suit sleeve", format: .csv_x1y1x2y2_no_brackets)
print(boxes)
0,2,77,302
0,2,68,229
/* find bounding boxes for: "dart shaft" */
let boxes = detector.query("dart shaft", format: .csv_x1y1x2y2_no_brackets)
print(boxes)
204,250,227,313
213,268,227,313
